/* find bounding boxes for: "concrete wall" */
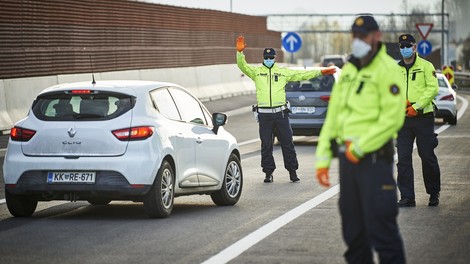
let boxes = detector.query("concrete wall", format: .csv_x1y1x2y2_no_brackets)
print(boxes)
0,64,255,132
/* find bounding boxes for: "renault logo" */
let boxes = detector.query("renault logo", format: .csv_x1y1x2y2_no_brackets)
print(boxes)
299,95,306,101
67,127,77,137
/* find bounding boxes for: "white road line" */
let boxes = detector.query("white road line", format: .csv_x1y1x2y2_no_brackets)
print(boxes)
0,199,5,204
201,185,340,264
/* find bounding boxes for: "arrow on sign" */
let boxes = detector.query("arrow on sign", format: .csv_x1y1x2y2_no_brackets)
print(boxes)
420,41,430,54
416,23,433,39
286,35,298,51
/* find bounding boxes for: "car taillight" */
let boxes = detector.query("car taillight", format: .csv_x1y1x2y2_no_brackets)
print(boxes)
112,126,154,141
320,95,330,102
439,94,454,101
10,127,36,142
71,90,92,94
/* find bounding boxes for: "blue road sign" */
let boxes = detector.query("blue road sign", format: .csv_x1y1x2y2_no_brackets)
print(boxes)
417,40,432,56
282,32,302,53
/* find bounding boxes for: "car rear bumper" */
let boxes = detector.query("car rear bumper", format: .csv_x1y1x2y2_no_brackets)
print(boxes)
289,119,324,136
5,170,151,200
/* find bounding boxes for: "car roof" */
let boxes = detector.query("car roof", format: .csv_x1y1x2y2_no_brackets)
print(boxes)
39,80,181,96
288,66,342,77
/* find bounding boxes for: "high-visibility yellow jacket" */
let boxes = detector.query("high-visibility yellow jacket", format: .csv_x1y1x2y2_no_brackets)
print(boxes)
237,51,322,108
315,43,406,169
398,54,438,114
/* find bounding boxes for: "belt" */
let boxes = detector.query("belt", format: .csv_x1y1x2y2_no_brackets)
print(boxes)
257,105,288,113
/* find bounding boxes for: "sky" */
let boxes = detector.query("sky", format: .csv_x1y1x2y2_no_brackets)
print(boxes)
140,0,442,16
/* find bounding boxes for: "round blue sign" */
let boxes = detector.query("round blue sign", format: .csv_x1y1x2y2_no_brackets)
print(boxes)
282,32,302,53
417,40,432,56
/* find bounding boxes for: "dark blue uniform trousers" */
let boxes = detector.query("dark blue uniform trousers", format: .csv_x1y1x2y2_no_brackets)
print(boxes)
258,111,298,174
397,116,440,199
339,153,405,264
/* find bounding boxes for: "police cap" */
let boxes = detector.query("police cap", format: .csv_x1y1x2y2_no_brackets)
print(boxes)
398,34,416,45
351,15,379,35
263,48,276,59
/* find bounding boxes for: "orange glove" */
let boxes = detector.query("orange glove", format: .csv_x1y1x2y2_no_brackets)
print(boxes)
236,36,246,52
316,168,330,187
406,100,412,107
406,105,417,117
345,141,361,164
321,67,337,75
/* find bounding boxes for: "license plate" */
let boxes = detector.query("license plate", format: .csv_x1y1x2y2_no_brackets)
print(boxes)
47,172,96,184
291,107,315,114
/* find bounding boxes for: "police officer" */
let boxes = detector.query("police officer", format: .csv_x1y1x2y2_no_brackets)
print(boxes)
236,36,336,183
396,34,441,207
315,16,406,263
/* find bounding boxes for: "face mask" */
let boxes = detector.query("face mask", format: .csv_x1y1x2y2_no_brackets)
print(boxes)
400,47,414,58
351,38,371,59
263,59,275,68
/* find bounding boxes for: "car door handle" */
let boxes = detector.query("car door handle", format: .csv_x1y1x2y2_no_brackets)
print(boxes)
196,137,203,144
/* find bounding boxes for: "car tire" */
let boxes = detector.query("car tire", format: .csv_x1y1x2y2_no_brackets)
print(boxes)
143,160,175,218
447,114,457,125
87,198,112,205
211,154,243,206
5,189,38,217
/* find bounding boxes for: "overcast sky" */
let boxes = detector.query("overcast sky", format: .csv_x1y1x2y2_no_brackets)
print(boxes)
141,0,442,15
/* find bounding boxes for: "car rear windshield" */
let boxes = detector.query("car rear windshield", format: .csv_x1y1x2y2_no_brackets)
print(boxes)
285,75,335,92
32,90,135,121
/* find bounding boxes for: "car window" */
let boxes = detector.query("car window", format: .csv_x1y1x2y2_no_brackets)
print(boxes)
285,75,335,92
168,87,208,125
437,78,448,88
32,91,134,121
150,88,181,120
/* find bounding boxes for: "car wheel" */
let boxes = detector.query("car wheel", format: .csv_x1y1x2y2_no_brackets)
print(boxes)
211,154,243,206
5,189,38,217
143,160,174,218
447,114,457,125
87,198,112,205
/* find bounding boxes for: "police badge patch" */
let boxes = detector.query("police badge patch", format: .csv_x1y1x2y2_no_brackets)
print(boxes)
390,84,400,95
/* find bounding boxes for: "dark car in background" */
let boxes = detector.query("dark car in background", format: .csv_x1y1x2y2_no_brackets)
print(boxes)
286,67,341,136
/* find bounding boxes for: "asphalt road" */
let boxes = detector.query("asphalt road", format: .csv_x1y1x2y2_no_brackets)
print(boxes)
0,92,469,264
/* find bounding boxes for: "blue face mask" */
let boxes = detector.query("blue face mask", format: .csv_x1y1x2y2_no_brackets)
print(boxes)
263,59,275,68
400,47,414,58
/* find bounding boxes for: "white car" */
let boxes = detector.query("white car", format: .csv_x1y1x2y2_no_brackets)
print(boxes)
3,80,243,218
435,73,457,125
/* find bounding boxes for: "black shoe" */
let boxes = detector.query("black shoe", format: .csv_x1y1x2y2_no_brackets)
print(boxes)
429,193,440,206
289,171,300,183
264,174,273,183
398,198,416,207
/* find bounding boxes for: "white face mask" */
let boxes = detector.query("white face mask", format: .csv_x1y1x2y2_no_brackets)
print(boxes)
351,38,371,59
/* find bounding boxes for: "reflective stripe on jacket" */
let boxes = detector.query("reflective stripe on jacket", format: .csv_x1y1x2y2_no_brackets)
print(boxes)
315,43,406,169
236,52,322,108
398,54,438,114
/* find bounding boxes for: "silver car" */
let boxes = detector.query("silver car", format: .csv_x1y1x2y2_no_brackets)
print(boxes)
3,80,242,218
435,73,457,125
285,67,341,136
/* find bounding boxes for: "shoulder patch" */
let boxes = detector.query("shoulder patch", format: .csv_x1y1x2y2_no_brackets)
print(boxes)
432,71,437,78
390,84,400,95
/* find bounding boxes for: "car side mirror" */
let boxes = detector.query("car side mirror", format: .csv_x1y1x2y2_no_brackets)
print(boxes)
212,112,227,134
452,83,458,90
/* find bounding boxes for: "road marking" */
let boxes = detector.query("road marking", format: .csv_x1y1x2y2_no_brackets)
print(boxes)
201,185,340,264
0,199,5,204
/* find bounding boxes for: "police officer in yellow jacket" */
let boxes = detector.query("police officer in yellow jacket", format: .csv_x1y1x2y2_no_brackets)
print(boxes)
236,36,336,183
315,16,406,263
396,34,441,207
